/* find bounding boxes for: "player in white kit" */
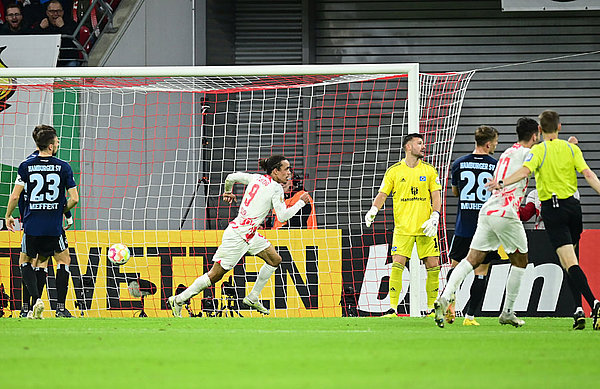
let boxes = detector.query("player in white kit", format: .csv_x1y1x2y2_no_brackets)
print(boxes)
167,155,310,317
434,118,540,328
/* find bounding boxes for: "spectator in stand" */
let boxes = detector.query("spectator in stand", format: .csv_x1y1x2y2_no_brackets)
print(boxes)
12,0,45,29
33,0,79,66
0,3,31,34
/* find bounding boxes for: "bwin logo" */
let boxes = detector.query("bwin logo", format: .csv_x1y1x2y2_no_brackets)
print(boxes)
411,186,418,196
0,47,15,113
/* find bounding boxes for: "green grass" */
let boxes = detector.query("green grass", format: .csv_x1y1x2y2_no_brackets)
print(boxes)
1,316,598,389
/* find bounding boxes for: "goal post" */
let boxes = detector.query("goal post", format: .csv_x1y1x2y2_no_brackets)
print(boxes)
0,64,473,318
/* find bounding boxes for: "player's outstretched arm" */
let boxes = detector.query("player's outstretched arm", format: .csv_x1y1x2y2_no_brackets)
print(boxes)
582,169,600,195
223,172,254,203
487,166,531,190
365,192,387,227
272,189,308,223
64,187,79,213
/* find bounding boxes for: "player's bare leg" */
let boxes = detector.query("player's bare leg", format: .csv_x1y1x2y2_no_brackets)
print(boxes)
243,245,281,315
498,251,527,327
434,249,486,328
168,262,226,317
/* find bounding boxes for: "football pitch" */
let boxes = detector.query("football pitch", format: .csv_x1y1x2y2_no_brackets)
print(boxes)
2,316,598,389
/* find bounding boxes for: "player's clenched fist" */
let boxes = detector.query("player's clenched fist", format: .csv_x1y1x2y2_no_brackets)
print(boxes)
223,191,237,204
299,192,311,203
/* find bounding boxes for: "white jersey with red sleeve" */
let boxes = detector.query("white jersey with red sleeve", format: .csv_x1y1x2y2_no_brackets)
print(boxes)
480,143,530,219
225,172,306,242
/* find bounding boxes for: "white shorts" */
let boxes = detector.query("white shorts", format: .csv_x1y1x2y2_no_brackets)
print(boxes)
213,226,271,270
470,214,528,255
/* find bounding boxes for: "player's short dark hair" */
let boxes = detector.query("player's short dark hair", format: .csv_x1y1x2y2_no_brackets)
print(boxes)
259,155,287,174
538,110,560,133
33,125,57,150
474,125,498,146
402,133,423,150
5,2,23,14
46,0,63,11
516,117,539,141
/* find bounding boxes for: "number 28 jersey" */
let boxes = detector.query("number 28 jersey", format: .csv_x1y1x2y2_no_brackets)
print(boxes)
451,153,497,237
225,172,306,242
480,143,530,220
16,155,76,236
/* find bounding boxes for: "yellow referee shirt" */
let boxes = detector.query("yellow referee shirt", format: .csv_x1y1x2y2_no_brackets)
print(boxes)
522,139,589,201
379,159,442,235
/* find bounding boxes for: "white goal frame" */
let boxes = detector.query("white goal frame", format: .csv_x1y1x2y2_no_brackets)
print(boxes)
0,64,429,317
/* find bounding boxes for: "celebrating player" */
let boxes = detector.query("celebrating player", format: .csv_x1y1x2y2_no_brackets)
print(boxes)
491,111,600,330
447,125,499,326
365,133,442,316
167,155,310,317
434,117,540,328
4,125,79,319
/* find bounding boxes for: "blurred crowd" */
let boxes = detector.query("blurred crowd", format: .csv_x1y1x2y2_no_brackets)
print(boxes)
0,0,120,66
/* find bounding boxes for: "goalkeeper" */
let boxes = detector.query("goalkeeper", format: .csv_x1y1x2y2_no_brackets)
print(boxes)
168,155,310,317
365,133,442,316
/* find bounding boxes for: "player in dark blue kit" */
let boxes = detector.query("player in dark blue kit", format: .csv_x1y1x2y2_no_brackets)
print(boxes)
16,127,75,317
4,125,79,319
445,125,500,325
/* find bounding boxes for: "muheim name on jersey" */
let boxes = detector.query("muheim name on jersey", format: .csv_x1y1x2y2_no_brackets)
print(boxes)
0,229,342,318
459,161,495,171
461,202,483,210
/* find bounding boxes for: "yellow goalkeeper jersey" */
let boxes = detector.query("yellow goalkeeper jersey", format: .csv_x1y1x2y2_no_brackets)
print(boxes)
379,159,442,235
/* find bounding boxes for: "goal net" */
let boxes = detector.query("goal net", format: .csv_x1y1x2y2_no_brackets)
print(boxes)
0,65,474,318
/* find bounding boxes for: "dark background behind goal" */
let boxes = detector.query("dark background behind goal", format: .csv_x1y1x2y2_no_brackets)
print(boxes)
199,0,600,229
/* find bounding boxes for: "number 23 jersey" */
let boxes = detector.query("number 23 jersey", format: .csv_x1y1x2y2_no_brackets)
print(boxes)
17,155,76,236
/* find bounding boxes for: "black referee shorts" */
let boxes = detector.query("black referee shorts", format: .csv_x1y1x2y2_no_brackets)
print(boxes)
540,196,583,250
21,232,69,259
449,234,501,264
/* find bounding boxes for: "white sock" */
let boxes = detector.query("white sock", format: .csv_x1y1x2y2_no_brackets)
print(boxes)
441,260,473,300
248,263,277,301
503,266,525,314
176,274,211,304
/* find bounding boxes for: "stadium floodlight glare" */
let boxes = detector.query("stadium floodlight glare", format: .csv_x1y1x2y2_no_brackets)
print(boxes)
0,65,473,318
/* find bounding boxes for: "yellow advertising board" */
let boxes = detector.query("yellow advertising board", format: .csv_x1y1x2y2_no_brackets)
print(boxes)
0,229,342,318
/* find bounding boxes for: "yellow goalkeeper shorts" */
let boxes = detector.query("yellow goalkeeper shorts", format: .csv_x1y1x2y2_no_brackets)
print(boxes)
391,232,440,258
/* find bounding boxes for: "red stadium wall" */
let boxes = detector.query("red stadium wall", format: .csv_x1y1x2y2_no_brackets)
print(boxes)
577,230,600,316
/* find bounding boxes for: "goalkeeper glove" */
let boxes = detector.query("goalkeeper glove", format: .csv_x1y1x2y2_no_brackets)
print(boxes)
65,216,74,230
421,211,440,237
365,206,378,227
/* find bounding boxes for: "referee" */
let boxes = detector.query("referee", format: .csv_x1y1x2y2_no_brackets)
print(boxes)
490,110,600,330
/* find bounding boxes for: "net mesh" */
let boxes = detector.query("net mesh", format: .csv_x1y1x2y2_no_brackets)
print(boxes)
0,70,474,317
